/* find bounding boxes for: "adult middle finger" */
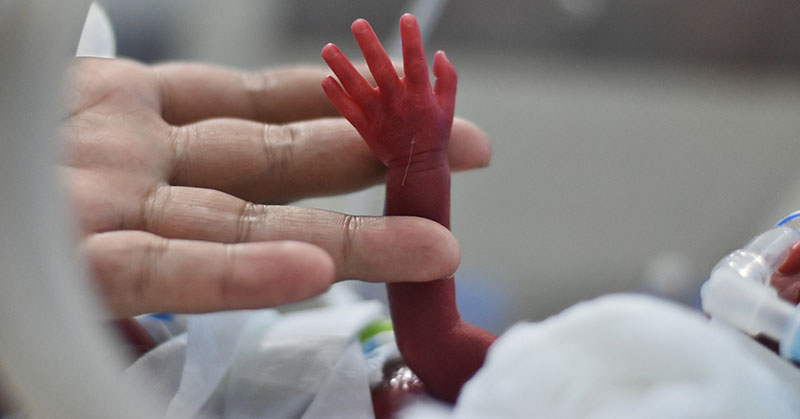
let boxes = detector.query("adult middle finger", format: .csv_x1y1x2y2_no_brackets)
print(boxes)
138,184,461,283
167,117,491,204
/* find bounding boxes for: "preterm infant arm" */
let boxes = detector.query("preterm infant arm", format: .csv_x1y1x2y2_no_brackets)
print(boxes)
322,14,496,403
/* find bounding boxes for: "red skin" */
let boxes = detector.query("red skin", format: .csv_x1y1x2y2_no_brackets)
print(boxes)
113,318,157,358
321,14,496,406
771,241,800,304
754,241,800,354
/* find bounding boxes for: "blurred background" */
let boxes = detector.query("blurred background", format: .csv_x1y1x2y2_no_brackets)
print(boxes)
98,0,800,334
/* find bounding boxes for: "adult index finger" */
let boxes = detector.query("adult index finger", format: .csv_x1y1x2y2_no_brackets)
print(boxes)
167,117,491,204
152,62,401,126
153,64,340,125
133,186,461,284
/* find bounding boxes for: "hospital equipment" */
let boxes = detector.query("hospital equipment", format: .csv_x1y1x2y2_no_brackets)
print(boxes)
701,220,800,362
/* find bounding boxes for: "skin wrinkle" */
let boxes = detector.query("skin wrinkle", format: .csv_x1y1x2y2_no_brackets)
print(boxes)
67,62,117,119
63,166,114,234
235,201,258,244
166,124,189,185
340,214,360,280
68,83,115,120
386,148,447,172
246,69,271,122
241,66,340,123
238,71,261,121
139,182,171,235
219,244,237,307
153,65,178,122
262,123,295,190
134,235,167,312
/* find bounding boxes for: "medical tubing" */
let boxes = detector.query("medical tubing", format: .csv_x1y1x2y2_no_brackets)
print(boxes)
776,210,800,227
701,226,800,362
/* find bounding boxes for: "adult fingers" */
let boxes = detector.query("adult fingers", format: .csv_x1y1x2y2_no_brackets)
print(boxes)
153,64,340,125
168,117,381,203
152,61,405,126
351,18,401,95
137,186,461,284
168,117,491,203
84,230,335,317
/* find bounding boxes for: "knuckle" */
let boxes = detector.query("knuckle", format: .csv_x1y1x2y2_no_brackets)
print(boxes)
262,124,299,183
139,183,171,232
218,244,237,303
167,125,190,182
240,70,273,121
340,214,360,273
236,201,268,243
134,235,168,302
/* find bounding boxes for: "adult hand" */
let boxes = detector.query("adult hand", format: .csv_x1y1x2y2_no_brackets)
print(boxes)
63,58,491,317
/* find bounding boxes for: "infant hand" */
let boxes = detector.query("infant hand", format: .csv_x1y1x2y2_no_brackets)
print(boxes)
321,14,457,169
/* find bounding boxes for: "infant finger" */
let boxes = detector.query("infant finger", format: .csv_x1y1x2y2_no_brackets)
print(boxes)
351,18,401,95
321,43,377,109
433,51,458,113
321,75,368,129
399,14,431,91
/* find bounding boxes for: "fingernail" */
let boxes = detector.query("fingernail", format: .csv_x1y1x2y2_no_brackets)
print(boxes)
401,13,416,27
321,43,336,56
352,19,369,33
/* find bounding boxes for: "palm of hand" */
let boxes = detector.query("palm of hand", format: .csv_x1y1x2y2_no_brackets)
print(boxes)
65,60,170,235
321,17,457,169
772,244,800,304
357,80,452,168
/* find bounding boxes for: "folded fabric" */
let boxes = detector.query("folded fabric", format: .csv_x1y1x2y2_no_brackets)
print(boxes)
404,294,800,419
125,300,384,419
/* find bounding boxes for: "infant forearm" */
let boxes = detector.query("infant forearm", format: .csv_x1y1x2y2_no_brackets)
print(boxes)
385,158,450,227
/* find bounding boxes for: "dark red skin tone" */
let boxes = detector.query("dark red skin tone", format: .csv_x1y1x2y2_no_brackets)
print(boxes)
113,318,157,358
322,14,496,408
370,360,428,418
771,241,800,304
752,241,800,355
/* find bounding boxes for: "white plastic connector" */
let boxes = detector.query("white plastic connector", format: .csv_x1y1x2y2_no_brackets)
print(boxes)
701,269,793,337
701,226,800,363
710,226,800,286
